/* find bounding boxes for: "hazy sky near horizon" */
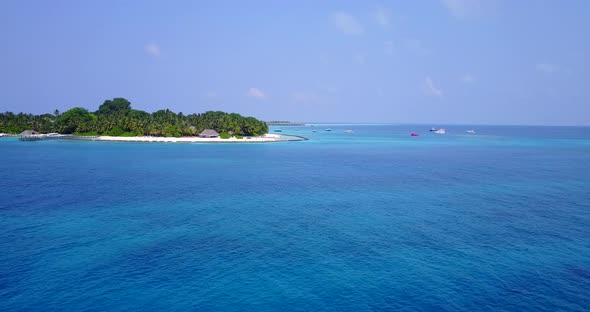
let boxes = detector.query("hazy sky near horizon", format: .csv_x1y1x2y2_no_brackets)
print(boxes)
1,0,589,125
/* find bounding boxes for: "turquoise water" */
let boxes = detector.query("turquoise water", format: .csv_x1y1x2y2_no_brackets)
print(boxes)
1,125,589,311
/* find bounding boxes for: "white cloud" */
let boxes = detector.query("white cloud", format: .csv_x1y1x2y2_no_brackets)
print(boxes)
384,40,394,55
536,63,559,74
422,77,444,98
331,12,364,35
246,87,267,99
461,73,476,83
375,7,392,28
536,63,574,76
145,43,160,58
442,0,484,18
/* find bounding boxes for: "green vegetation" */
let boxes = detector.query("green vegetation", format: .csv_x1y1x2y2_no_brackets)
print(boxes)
0,98,268,137
234,134,243,139
219,132,231,139
74,131,98,136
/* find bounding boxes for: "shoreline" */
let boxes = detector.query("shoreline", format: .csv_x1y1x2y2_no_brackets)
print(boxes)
91,133,307,143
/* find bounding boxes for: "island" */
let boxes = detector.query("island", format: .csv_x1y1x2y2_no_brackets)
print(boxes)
265,121,306,126
0,98,305,143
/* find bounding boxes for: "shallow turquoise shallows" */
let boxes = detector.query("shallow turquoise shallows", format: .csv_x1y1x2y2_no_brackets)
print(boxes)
1,125,589,311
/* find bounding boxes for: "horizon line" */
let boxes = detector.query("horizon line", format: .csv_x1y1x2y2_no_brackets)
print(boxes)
274,122,590,127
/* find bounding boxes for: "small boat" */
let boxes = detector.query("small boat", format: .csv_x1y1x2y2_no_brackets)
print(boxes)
433,128,446,134
325,128,332,131
344,130,354,134
411,133,420,137
274,129,283,133
466,130,476,134
429,127,438,132
312,130,317,133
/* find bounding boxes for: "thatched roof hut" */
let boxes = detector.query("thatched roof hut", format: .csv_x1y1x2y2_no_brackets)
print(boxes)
198,129,219,138
19,130,39,136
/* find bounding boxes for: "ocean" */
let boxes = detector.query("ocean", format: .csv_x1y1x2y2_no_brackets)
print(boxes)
1,125,589,311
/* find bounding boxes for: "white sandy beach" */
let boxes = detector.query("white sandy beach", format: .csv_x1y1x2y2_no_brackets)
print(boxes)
93,133,302,143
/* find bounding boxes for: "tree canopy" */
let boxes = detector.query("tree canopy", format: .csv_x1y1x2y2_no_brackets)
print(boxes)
96,98,131,116
55,107,94,134
0,98,268,137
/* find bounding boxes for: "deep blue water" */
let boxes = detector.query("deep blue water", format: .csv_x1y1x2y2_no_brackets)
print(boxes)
1,125,589,311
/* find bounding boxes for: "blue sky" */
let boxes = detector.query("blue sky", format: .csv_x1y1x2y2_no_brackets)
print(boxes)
1,0,588,125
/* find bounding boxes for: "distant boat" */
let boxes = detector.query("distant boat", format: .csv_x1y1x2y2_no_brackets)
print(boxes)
466,130,476,134
325,128,332,131
433,128,446,134
274,129,283,133
429,127,438,132
312,130,317,133
344,130,354,134
411,133,420,137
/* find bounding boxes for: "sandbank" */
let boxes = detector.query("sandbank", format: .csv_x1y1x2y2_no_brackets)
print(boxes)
93,133,306,143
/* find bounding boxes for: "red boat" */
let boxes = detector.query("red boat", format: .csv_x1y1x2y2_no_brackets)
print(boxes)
411,133,420,137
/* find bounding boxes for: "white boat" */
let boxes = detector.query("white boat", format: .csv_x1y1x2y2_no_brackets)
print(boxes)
344,130,354,134
466,130,476,134
429,127,438,132
325,128,332,131
434,128,446,134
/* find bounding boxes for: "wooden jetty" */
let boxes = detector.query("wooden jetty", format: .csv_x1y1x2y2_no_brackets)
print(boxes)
266,121,306,126
19,134,74,141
